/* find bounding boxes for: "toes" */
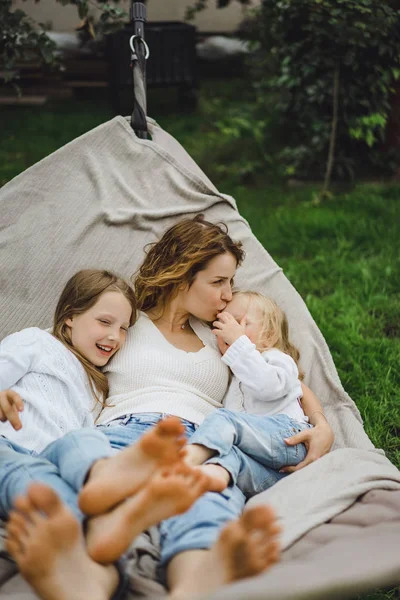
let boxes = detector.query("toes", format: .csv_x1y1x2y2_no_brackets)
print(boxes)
219,520,244,547
13,494,35,516
6,521,28,544
158,416,185,438
5,537,22,560
242,505,276,532
28,483,62,517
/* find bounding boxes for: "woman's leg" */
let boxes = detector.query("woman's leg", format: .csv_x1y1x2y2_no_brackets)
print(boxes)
162,489,280,599
85,462,214,564
6,482,125,600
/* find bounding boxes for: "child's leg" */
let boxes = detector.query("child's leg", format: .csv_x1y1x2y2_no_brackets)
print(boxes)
0,438,83,521
188,409,240,461
40,428,115,492
188,410,310,497
190,409,309,470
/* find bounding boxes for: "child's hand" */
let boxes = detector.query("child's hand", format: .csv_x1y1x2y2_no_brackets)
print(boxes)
0,390,24,430
212,311,247,347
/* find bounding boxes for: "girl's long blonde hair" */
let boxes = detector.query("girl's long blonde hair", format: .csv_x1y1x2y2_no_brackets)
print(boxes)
134,215,245,315
53,269,137,408
235,291,304,380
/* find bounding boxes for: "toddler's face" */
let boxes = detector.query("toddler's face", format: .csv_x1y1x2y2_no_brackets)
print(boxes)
217,295,263,355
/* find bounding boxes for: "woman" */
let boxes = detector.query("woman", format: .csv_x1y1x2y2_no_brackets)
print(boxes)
87,215,334,599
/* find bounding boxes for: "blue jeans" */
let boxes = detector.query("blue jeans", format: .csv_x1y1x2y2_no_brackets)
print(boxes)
98,413,246,566
189,409,313,498
0,428,113,521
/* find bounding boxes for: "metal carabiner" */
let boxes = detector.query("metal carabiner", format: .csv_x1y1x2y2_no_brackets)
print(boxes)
129,35,150,59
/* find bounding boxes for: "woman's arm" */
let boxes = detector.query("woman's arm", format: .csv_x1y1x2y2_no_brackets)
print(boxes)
280,382,334,473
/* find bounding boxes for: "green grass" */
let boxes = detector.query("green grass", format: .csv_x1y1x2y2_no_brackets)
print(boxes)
0,83,399,600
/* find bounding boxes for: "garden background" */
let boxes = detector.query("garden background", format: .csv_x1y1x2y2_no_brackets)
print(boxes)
1,1,400,598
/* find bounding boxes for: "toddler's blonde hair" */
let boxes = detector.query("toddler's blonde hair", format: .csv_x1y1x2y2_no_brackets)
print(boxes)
233,291,304,380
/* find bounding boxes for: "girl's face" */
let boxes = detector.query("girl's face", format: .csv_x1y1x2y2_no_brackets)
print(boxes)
182,252,237,322
217,295,264,355
66,291,132,367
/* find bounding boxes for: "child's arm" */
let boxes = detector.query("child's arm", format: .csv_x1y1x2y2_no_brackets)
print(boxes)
0,329,40,428
0,329,39,389
281,383,334,473
213,311,298,401
222,337,297,401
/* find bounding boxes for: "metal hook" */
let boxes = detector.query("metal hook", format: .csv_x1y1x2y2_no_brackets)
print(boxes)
129,35,150,59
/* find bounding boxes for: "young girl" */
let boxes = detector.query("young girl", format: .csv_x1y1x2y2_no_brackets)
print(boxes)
2,269,218,600
186,291,313,498
0,268,137,521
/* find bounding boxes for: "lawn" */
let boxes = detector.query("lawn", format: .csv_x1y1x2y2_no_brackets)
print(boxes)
0,81,399,599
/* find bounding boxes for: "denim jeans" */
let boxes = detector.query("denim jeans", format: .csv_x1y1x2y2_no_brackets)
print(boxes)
0,428,113,521
98,413,246,566
189,409,313,498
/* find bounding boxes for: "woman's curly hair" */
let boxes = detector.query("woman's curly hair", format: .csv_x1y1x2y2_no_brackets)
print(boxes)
134,215,245,314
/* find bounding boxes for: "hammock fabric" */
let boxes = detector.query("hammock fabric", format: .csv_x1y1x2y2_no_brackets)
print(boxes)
0,117,399,599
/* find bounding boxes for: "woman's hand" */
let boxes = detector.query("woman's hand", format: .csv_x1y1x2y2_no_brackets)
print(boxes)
212,312,247,346
280,421,334,473
0,390,24,430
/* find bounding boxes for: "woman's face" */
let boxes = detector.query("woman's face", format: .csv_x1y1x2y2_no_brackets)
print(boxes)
183,252,237,322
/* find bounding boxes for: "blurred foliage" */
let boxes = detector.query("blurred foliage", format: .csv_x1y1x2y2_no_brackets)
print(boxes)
185,0,250,21
246,0,400,181
187,0,400,185
0,0,127,82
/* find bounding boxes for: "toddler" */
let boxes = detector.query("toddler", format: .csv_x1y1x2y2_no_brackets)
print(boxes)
187,291,313,497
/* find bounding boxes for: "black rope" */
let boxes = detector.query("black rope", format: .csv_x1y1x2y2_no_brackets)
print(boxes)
130,2,148,138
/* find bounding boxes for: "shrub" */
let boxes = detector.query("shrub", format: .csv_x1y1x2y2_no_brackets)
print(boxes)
248,0,400,182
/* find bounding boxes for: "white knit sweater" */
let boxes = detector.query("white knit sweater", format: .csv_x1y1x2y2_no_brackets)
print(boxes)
222,335,307,423
0,328,96,452
99,313,229,426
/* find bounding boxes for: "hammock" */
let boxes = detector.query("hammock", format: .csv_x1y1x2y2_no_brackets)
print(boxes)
0,7,399,599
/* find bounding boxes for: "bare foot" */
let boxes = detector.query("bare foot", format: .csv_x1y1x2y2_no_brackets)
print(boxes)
6,483,119,600
219,506,281,581
169,505,280,599
79,416,187,516
87,462,213,564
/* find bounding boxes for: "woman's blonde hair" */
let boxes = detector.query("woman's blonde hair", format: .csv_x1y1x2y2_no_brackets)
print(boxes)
53,269,137,409
134,215,245,314
234,291,304,380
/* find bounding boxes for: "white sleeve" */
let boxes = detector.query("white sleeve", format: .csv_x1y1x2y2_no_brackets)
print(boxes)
221,335,299,402
0,329,41,390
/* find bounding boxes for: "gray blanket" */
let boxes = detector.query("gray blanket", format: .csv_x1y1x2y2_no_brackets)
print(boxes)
0,116,399,599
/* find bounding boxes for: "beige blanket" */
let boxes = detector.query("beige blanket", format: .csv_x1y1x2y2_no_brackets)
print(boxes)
0,116,399,599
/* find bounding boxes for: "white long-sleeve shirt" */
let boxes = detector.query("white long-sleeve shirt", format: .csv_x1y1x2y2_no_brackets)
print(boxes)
0,328,96,452
98,312,229,426
222,335,307,423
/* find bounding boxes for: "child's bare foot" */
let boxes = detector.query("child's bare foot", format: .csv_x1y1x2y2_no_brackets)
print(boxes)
6,483,119,600
87,462,213,564
79,416,186,516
